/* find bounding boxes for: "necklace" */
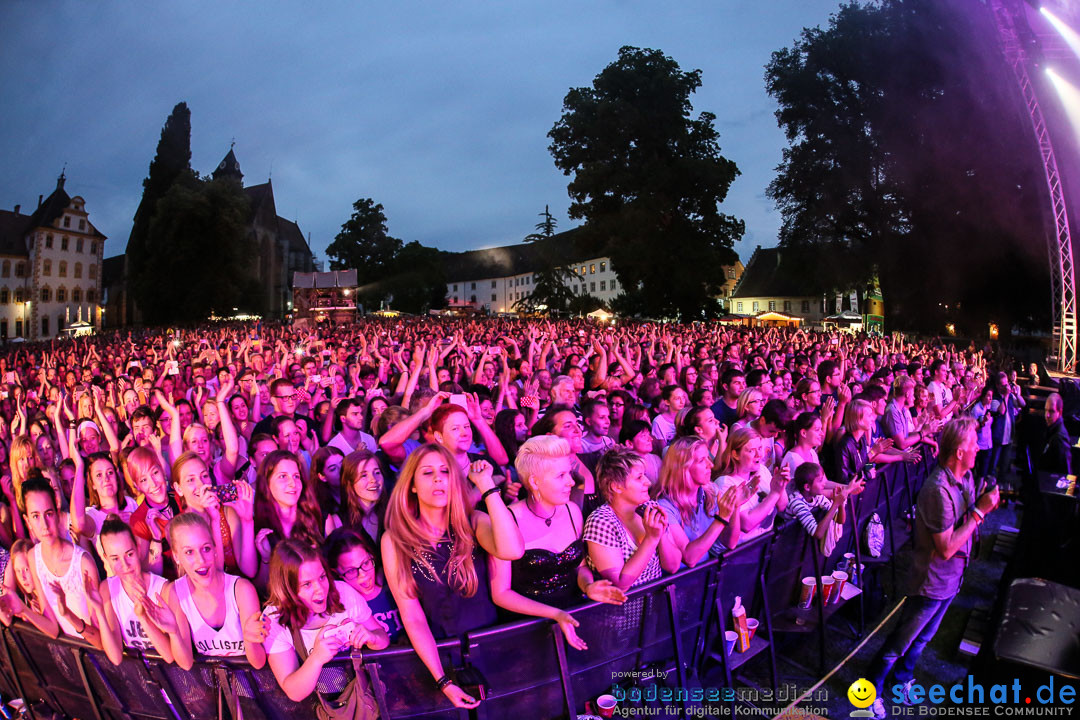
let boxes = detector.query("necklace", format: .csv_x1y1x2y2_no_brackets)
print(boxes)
526,498,557,527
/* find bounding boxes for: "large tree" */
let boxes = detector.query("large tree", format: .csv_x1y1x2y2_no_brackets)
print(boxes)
384,241,447,314
128,102,192,315
548,46,744,320
140,176,257,323
513,206,576,315
325,198,403,306
766,0,1050,333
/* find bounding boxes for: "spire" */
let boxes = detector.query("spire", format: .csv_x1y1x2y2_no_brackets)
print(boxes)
57,168,66,191
212,148,243,182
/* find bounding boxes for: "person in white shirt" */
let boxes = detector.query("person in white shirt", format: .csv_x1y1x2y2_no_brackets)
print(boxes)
327,397,378,456
651,386,688,448
713,427,790,541
581,398,615,455
263,538,388,703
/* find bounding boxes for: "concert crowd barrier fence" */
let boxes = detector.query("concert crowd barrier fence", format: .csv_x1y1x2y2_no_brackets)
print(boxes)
0,459,929,720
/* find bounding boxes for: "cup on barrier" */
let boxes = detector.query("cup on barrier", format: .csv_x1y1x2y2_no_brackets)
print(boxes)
831,571,848,603
596,694,618,718
842,552,855,572
799,577,816,609
723,630,739,655
746,618,759,641
820,576,836,605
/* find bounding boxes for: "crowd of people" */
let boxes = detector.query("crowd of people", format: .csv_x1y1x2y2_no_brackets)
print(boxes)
0,318,1046,714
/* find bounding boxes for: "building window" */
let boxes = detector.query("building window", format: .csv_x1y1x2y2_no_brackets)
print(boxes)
470,295,477,303
73,288,82,303
802,300,810,313
40,288,50,303
0,320,6,338
14,263,24,278
768,301,776,312
78,219,85,231
611,280,618,291
491,281,496,288
74,263,82,279
600,281,606,291
453,297,458,304
589,264,596,274
87,289,95,303
471,283,476,290
46,234,53,249
752,301,759,312
784,300,792,312
59,261,67,277
41,317,48,337
737,302,743,312
14,289,23,303
76,238,84,253
581,266,586,276
452,284,457,291
56,288,65,302
62,216,70,228
89,264,97,279
491,294,497,301
590,282,596,292
61,237,68,251
43,260,51,276
526,276,531,285
91,240,96,254
15,320,21,338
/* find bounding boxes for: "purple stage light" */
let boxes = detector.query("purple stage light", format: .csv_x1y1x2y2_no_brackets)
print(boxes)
1046,67,1080,144
1042,6,1080,60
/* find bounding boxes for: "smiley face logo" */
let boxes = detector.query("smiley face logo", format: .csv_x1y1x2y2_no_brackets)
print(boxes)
848,678,877,709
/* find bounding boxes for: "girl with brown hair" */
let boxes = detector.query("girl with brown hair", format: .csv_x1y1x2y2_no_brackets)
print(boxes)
325,449,387,544
254,450,324,589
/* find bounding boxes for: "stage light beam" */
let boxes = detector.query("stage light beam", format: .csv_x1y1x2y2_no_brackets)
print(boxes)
1046,67,1080,145
1042,6,1080,60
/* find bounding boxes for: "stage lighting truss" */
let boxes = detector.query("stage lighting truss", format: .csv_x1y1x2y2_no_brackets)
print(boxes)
991,0,1078,373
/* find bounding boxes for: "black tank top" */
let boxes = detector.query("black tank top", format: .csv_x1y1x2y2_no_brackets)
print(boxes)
509,506,586,609
412,537,497,639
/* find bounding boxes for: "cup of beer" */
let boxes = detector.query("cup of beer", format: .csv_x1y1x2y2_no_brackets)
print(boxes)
820,576,836,605
799,577,816,609
831,571,849,603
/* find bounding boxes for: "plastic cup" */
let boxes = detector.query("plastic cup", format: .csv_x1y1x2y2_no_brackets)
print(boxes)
723,630,738,655
596,694,617,718
820,576,836,605
746,618,759,641
831,571,848,603
842,552,855,572
799,577,816,609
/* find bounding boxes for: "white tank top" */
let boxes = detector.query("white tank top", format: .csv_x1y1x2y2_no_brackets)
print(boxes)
174,573,245,656
34,543,90,637
106,574,167,651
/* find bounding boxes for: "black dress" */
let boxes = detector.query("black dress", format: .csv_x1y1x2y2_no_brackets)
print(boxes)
412,536,498,639
509,506,586,609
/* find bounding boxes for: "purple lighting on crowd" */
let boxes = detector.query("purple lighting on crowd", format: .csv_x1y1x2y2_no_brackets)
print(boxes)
1046,67,1080,143
1041,6,1080,59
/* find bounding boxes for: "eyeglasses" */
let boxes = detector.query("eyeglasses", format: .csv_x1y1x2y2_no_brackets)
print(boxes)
274,392,297,401
337,557,375,580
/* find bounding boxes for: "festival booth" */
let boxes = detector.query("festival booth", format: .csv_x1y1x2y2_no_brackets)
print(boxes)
822,310,864,333
291,270,358,328
750,311,802,329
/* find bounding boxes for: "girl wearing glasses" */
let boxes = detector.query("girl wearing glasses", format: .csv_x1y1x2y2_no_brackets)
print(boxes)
326,527,402,644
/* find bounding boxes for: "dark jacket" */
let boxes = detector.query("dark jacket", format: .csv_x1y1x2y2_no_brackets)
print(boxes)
1038,417,1072,475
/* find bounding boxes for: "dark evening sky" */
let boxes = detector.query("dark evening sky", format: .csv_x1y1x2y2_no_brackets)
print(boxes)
1,1,844,264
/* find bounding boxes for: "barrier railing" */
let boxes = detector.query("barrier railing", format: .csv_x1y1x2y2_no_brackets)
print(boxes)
0,459,929,720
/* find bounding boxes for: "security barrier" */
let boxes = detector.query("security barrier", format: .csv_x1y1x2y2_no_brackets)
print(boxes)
0,459,928,720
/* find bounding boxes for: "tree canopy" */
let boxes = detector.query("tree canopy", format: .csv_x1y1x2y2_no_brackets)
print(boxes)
548,46,744,321
325,198,403,306
766,0,1050,333
513,206,576,315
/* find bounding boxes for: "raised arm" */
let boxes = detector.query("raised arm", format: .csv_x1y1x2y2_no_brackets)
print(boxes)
469,461,524,561
214,378,239,480
378,392,448,466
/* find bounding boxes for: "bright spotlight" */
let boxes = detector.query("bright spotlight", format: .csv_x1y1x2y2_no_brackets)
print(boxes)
1046,67,1080,145
1042,7,1080,61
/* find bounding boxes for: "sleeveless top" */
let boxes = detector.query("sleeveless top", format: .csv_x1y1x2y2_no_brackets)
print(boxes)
411,537,497,639
174,573,245,656
106,574,168,650
34,543,90,637
509,506,585,609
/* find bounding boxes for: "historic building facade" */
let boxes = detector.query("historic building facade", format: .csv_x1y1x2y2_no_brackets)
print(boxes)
0,173,105,340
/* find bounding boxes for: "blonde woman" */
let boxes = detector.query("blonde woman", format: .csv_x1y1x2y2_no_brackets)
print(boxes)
731,388,766,431
381,444,523,710
714,427,790,541
490,436,626,651
655,437,741,566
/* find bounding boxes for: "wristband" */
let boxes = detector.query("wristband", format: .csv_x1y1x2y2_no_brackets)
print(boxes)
76,618,87,634
712,514,728,528
972,507,986,523
480,487,501,503
435,674,453,690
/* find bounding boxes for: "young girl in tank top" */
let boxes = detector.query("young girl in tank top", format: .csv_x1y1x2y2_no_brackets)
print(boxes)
69,449,138,564
21,477,100,644
0,539,52,632
262,539,388,702
96,516,174,665
161,512,267,671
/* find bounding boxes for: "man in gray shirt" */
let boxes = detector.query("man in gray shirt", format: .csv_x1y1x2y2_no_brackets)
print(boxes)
863,417,999,718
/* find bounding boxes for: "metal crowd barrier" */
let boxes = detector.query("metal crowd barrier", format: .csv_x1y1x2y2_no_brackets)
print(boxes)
0,459,930,720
